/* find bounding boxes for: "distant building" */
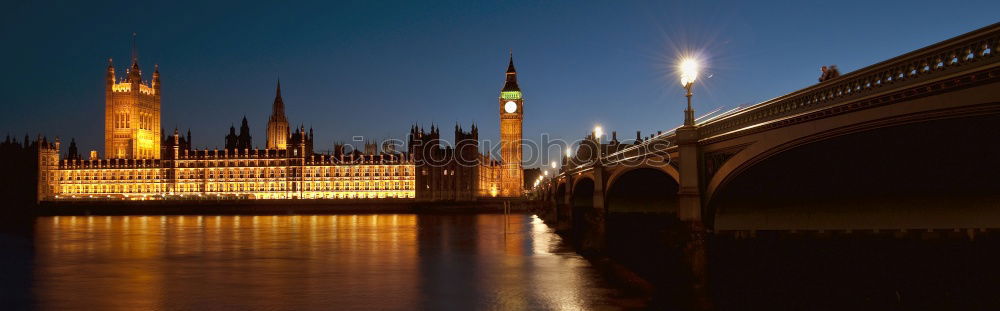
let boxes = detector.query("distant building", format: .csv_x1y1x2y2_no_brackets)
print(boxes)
408,124,503,201
35,45,527,202
225,117,253,151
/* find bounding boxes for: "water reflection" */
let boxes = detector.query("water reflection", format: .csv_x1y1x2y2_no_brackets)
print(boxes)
33,214,624,310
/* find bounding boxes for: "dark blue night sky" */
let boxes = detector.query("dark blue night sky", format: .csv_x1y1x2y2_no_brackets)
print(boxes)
1,0,997,167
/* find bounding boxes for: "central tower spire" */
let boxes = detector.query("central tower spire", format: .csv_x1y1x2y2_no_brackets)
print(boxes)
266,79,290,150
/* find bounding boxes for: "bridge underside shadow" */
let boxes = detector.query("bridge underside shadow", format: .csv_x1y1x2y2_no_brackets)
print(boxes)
712,113,1000,231
605,168,682,286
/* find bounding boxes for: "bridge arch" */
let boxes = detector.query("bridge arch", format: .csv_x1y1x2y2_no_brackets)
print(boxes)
707,108,1000,231
571,177,595,210
605,167,680,214
605,163,679,194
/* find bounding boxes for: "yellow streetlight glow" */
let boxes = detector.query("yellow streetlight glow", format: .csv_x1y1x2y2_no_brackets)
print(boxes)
594,126,603,140
544,170,549,176
679,58,699,86
550,161,557,169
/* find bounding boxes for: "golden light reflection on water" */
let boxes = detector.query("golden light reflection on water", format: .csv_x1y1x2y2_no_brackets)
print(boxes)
34,214,621,310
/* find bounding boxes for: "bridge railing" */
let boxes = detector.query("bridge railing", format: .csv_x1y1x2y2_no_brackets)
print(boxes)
698,22,1000,140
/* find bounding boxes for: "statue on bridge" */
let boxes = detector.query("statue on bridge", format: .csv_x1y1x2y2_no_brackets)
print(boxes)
819,65,841,82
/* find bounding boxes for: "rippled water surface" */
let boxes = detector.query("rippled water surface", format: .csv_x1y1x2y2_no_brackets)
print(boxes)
22,214,630,310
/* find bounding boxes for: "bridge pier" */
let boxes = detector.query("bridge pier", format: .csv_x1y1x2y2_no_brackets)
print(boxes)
676,125,703,226
675,124,711,309
580,165,606,254
557,176,573,233
542,188,558,224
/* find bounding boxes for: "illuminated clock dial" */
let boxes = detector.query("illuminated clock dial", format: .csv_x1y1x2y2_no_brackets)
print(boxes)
504,101,518,113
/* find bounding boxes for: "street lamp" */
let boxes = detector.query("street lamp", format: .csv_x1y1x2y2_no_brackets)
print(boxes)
593,125,603,162
679,58,699,126
550,161,557,169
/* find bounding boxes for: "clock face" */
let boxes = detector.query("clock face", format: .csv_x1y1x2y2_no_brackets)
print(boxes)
504,101,518,113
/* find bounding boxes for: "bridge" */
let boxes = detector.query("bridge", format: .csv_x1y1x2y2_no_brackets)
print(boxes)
533,22,1000,252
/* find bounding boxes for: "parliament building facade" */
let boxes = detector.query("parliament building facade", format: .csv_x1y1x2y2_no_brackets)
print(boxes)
36,45,524,202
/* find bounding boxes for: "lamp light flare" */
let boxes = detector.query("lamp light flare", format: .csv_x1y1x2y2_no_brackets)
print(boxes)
565,147,572,158
550,161,557,169
679,58,700,86
594,126,603,139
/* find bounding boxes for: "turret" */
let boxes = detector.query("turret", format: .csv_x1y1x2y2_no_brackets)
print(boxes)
152,64,160,93
240,116,250,135
172,128,180,159
67,138,80,160
127,60,142,85
106,59,115,89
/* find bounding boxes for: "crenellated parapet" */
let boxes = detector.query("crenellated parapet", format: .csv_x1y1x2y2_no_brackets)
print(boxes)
110,81,156,95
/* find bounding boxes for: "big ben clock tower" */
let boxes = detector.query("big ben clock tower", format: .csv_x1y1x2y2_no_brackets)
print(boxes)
499,53,524,197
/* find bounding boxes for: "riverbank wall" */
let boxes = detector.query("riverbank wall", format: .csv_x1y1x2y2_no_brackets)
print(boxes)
34,199,541,216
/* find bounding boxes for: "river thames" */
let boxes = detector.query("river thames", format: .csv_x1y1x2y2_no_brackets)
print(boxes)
6,213,1000,310
11,214,636,310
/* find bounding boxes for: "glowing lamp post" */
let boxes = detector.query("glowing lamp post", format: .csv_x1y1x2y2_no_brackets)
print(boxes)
593,125,603,162
679,58,699,126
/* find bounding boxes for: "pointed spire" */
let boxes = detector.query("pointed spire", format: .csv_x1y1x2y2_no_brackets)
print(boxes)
501,51,520,92
131,32,138,66
127,33,142,83
506,50,516,73
270,79,285,117
276,78,282,97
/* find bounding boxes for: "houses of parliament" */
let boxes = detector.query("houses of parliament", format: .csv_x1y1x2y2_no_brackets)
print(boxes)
33,44,526,202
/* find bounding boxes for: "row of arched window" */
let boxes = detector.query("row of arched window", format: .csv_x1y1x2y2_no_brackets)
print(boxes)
60,169,160,181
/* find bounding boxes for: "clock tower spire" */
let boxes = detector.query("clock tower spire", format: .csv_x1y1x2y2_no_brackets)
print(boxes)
499,52,524,197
